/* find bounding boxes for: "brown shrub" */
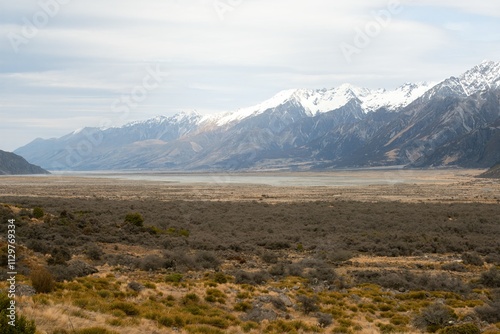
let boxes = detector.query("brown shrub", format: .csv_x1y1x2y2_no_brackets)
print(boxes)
461,252,484,266
234,270,269,285
413,303,457,333
479,267,500,288
296,295,319,315
30,267,55,293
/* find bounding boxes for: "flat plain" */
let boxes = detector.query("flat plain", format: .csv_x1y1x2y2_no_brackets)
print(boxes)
1,169,499,203
1,169,499,334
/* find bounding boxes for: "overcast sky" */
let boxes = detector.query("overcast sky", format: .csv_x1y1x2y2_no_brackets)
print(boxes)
1,0,500,151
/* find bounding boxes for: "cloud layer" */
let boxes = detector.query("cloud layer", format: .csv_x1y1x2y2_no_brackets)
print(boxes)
1,0,499,151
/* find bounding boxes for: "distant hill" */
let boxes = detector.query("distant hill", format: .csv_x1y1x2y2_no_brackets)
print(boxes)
477,162,500,179
0,150,50,175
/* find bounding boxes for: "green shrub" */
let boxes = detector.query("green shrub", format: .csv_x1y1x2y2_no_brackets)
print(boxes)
144,282,156,289
205,288,226,304
182,293,200,305
390,314,410,326
234,302,252,312
376,323,403,333
109,302,140,316
212,272,228,284
242,321,259,332
32,207,44,219
165,273,183,283
124,212,144,227
31,266,55,293
159,316,174,327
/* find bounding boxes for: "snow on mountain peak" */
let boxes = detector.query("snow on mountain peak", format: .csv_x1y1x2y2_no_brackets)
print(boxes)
123,110,202,129
290,85,361,115
290,82,435,115
459,60,500,95
426,60,500,98
212,89,299,126
360,82,436,112
170,110,202,122
208,81,437,126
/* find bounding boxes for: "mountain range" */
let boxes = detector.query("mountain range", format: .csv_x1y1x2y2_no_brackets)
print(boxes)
15,60,500,171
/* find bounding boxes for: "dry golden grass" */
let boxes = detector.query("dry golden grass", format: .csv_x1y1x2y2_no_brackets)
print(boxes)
1,248,492,334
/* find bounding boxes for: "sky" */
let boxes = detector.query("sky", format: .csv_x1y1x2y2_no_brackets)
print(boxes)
1,0,500,152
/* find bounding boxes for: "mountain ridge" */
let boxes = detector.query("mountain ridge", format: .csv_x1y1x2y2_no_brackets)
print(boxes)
14,60,500,171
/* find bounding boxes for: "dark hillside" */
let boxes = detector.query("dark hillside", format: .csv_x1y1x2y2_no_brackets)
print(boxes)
0,150,50,175
477,162,500,178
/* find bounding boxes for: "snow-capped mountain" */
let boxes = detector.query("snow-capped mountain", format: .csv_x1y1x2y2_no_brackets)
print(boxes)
124,111,201,128
15,61,500,171
122,110,203,139
424,60,500,99
205,81,435,127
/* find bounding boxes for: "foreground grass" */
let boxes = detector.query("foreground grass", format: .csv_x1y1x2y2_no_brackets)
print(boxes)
3,264,499,334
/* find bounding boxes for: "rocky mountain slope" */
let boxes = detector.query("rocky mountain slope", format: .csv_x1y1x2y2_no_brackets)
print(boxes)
14,61,500,171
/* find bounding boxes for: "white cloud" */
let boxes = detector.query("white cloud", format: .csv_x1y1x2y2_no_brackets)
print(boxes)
0,0,499,151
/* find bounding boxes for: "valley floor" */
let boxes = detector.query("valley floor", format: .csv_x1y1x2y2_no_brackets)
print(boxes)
1,169,499,204
0,170,499,334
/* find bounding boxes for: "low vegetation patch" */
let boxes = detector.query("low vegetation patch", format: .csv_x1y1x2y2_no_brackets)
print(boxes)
1,198,499,333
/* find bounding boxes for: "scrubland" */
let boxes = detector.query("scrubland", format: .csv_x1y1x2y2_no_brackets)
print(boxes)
0,171,499,333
